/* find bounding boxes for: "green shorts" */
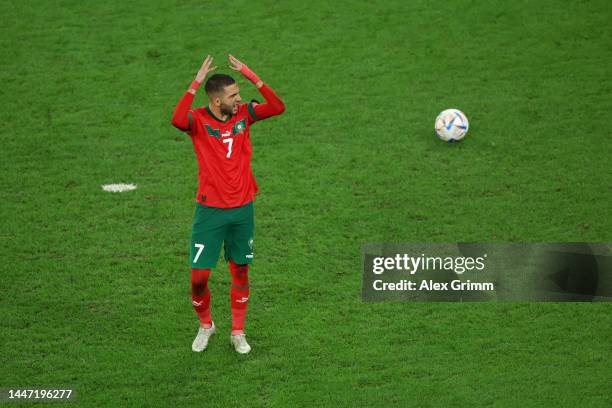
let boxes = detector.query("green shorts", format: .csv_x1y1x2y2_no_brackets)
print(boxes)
189,202,254,269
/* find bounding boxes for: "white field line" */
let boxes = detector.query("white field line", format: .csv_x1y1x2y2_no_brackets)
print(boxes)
101,183,137,193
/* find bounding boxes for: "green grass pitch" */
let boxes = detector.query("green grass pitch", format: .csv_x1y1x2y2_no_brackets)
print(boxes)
1,0,611,406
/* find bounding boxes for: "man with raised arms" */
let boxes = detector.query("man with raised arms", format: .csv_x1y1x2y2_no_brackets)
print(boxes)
171,54,285,354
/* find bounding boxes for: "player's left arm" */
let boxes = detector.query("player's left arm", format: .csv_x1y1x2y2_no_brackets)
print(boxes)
228,54,285,121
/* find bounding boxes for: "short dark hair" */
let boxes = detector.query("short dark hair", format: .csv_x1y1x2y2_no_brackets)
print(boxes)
205,74,236,95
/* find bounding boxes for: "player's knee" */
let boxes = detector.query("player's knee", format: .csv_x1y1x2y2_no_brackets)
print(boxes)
233,269,248,281
191,268,211,295
229,260,248,274
192,281,207,296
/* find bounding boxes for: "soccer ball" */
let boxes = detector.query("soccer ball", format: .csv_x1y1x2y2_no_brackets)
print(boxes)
435,109,469,142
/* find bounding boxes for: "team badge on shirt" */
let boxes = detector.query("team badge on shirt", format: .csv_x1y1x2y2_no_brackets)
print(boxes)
232,119,247,136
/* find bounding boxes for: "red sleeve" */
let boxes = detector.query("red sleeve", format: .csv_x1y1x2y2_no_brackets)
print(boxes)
171,91,195,131
249,83,286,123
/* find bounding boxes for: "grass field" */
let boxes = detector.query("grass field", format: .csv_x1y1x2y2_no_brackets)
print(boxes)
1,0,611,406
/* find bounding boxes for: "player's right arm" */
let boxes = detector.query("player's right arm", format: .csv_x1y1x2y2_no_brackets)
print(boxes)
171,55,217,132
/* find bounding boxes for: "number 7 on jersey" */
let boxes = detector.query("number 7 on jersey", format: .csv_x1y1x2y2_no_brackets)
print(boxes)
222,138,233,158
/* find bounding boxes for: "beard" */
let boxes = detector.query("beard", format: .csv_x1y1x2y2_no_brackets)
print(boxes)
220,103,235,116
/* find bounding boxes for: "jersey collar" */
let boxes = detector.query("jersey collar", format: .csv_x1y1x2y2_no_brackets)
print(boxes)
206,106,232,123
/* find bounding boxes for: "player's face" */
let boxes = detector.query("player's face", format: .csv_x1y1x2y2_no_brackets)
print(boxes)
219,83,241,116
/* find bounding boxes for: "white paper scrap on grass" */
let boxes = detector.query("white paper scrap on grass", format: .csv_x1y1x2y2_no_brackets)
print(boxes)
102,183,137,193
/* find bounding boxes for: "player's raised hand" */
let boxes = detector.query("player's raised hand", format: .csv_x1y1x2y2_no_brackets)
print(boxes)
195,55,217,84
228,54,244,71
229,54,261,86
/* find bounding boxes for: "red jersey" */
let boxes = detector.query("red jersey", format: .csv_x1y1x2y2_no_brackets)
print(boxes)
187,103,258,208
171,82,285,208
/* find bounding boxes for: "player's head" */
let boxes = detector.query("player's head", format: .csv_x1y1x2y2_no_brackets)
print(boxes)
205,74,242,116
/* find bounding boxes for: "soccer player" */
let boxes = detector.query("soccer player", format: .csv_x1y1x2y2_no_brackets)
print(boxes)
171,55,285,354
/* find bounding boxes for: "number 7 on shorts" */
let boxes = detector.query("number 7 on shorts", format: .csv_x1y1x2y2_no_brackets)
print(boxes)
193,243,205,263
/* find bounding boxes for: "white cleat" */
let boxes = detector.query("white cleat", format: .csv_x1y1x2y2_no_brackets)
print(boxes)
230,334,251,354
192,323,216,352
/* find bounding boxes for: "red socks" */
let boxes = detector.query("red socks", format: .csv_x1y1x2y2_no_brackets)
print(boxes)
229,260,250,335
191,262,250,334
191,268,212,328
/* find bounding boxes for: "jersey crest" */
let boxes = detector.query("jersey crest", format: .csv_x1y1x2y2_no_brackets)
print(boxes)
232,119,247,136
